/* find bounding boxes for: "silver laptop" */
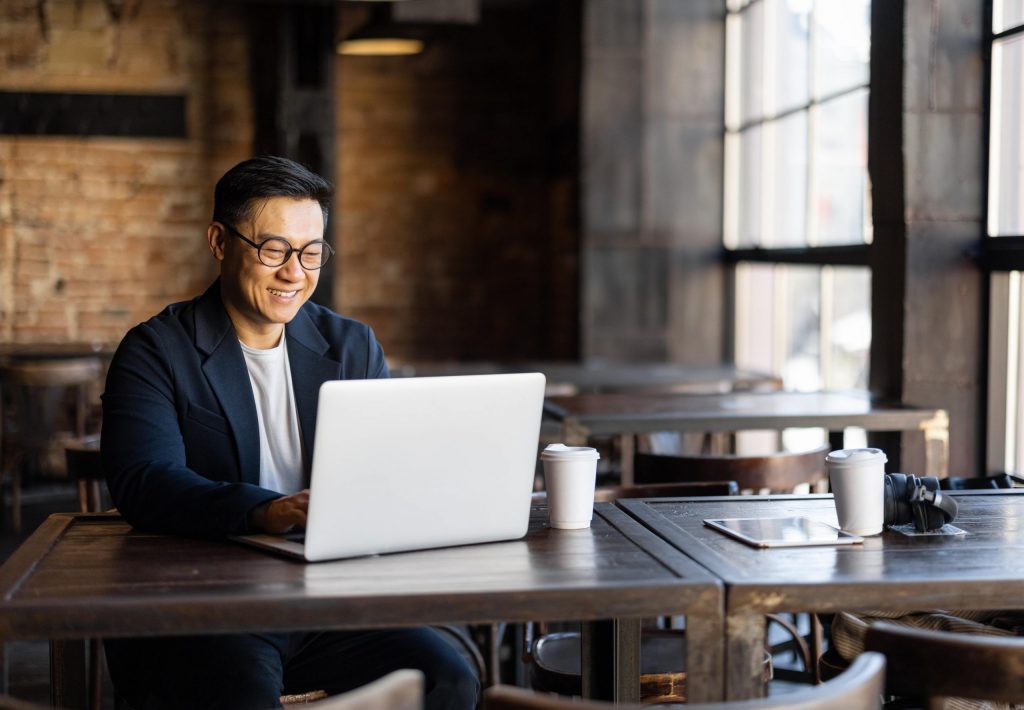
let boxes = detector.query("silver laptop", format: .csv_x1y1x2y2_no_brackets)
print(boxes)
233,372,546,562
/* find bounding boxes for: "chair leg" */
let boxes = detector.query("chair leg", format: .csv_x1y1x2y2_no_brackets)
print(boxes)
810,614,824,684
11,468,20,535
89,638,103,710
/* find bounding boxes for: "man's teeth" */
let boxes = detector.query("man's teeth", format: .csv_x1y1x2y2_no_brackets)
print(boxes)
268,288,295,297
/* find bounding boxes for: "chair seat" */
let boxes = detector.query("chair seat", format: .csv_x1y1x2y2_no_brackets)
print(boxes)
530,630,771,704
531,631,687,702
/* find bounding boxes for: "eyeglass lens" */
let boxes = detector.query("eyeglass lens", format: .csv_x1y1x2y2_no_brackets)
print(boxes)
258,237,330,269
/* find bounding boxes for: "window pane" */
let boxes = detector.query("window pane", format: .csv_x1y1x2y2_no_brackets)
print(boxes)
740,0,766,125
768,111,808,246
813,89,869,244
783,265,822,391
767,0,811,116
735,262,777,376
989,35,1024,237
994,0,1024,34
812,0,870,99
735,263,824,392
738,125,764,247
825,266,871,389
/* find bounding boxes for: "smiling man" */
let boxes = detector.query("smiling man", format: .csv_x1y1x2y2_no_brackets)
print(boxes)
100,156,478,710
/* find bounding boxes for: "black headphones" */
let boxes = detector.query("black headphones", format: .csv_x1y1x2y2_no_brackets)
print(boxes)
883,473,958,532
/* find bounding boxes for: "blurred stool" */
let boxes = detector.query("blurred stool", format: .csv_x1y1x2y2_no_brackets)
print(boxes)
65,435,106,513
0,357,102,532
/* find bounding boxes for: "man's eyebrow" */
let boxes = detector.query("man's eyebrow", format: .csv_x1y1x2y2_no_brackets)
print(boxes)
255,231,325,244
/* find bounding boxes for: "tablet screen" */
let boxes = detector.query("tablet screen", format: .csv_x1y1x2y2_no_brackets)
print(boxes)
703,516,864,548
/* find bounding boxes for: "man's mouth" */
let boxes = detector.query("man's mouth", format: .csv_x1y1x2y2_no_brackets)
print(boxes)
268,288,297,299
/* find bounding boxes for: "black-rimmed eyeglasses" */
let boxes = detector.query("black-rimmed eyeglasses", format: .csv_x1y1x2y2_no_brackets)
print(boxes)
220,222,335,270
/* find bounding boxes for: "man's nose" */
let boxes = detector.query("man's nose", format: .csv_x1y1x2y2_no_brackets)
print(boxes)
279,252,305,279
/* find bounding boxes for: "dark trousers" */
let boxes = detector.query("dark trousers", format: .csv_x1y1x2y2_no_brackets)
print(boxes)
104,627,480,710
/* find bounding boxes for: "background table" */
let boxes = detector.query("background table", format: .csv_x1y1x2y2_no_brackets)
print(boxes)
390,360,780,395
544,390,950,480
0,504,724,707
620,491,1024,699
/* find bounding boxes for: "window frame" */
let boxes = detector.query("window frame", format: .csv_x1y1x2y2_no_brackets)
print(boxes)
982,6,1024,473
723,0,873,395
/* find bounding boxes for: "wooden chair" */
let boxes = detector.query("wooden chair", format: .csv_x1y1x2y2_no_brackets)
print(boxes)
633,444,830,494
864,620,1024,708
484,651,884,709
299,669,423,709
0,357,102,532
594,480,739,501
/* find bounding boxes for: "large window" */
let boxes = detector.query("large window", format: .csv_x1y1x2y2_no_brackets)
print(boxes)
985,2,1024,474
725,0,872,450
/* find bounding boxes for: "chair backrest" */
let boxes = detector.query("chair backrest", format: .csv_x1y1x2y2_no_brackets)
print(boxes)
634,444,830,493
306,669,424,710
593,480,739,502
483,651,884,710
864,620,1024,706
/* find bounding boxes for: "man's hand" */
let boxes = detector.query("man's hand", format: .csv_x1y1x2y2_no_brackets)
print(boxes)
250,490,309,533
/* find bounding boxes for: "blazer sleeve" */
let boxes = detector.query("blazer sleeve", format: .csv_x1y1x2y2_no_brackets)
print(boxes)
101,323,280,538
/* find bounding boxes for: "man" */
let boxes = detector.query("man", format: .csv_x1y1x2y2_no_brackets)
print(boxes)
101,156,479,709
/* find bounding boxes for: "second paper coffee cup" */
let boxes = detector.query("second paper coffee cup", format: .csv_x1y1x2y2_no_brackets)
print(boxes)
540,444,600,529
826,447,887,535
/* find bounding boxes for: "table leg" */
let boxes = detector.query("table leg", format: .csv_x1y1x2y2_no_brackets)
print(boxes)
619,434,635,486
50,639,88,710
726,612,766,700
922,410,949,479
0,641,7,695
581,619,640,703
685,603,725,701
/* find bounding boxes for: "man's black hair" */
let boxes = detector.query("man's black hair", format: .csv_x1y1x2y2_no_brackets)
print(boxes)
212,155,333,229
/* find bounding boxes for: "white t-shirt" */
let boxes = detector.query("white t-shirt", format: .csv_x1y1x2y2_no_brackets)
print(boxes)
240,336,304,495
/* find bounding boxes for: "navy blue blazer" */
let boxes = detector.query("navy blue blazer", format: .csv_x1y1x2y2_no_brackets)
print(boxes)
101,280,389,538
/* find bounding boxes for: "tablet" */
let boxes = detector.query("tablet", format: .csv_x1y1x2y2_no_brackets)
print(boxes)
703,516,864,548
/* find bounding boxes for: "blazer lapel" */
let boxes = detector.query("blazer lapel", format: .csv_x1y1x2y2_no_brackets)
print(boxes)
194,282,261,486
286,306,342,483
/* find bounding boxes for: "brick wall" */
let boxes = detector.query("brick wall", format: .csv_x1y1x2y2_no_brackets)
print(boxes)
335,0,580,362
0,0,252,348
0,0,582,362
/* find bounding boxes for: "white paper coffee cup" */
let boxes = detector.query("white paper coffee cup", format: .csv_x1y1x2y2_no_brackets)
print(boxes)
826,448,887,535
540,444,600,529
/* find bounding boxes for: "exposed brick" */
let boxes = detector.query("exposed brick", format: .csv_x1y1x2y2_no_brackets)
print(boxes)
0,0,252,348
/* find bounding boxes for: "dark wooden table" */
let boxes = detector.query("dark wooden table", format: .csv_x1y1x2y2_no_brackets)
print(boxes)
544,390,950,480
0,504,724,707
619,491,1024,699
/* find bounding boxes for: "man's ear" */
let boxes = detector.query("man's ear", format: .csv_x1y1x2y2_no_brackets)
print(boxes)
208,223,226,262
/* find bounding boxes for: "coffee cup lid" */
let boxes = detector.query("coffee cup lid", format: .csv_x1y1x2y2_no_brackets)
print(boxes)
540,443,601,461
825,448,887,466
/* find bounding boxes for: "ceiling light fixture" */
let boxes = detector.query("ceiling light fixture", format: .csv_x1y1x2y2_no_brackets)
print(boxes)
337,5,426,57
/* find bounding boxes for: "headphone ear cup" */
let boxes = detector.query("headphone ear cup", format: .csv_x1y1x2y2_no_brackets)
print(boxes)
885,473,911,526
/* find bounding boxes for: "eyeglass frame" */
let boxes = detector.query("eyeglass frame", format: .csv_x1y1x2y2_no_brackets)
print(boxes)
218,221,335,271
